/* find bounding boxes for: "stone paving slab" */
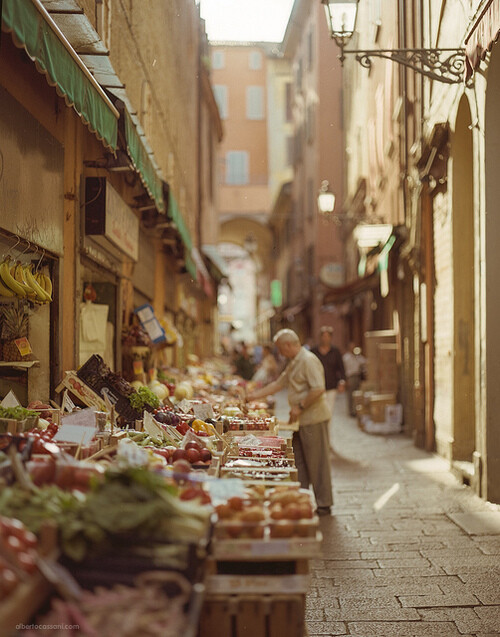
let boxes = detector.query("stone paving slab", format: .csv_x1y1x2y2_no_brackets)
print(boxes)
346,621,471,635
398,592,480,608
416,607,488,633
325,607,421,621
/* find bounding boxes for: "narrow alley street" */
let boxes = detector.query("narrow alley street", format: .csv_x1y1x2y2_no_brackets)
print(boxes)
278,393,500,636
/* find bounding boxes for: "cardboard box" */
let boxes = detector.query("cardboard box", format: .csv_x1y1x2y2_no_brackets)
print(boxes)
369,393,397,423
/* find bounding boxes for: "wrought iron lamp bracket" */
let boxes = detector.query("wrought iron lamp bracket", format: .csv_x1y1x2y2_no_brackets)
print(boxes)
340,47,467,84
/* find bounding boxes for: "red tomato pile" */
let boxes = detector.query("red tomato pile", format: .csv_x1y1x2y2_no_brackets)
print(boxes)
0,517,39,599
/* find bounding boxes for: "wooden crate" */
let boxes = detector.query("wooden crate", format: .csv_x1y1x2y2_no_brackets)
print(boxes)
199,594,306,637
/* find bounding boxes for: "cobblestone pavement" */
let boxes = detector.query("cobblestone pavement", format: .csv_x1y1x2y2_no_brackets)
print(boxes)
275,391,500,636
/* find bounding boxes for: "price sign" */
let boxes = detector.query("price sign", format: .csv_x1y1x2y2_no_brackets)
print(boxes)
55,408,97,445
193,403,214,421
207,478,245,504
14,337,32,356
177,399,192,414
133,360,144,375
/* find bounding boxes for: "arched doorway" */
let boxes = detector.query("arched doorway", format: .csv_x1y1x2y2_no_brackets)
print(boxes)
451,95,476,463
484,47,500,502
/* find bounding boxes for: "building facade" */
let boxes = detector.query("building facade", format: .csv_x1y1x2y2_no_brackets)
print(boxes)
337,0,500,503
0,0,222,400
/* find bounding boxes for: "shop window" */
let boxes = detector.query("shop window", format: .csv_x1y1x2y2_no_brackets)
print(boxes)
246,86,264,120
213,85,228,119
225,151,249,185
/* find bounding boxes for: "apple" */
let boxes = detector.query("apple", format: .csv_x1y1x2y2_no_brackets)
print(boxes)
200,448,212,462
172,448,188,462
185,448,201,464
185,441,202,451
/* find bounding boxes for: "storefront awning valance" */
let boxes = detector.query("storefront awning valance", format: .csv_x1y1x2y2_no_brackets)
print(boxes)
465,0,500,80
167,193,196,278
1,0,118,150
202,245,230,281
322,271,379,305
124,110,165,214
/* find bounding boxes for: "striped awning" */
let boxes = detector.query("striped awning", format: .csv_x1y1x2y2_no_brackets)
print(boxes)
1,0,118,150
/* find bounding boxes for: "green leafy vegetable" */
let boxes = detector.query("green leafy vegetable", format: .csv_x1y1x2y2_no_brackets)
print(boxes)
129,386,160,411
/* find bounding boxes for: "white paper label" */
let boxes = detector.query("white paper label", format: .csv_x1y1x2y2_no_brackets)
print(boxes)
55,408,97,445
193,403,214,420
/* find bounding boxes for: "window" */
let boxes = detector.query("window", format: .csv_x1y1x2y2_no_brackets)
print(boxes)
212,50,225,69
246,86,264,120
306,103,316,144
286,135,294,166
296,59,303,92
285,82,293,122
307,30,314,71
249,51,262,70
307,178,314,219
96,0,111,49
226,151,249,185
213,85,228,119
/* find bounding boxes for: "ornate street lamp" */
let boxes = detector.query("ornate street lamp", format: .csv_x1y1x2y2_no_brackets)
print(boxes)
321,0,468,84
317,180,337,221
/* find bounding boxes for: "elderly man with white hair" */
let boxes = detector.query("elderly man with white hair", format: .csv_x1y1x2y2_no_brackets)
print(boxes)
247,328,333,515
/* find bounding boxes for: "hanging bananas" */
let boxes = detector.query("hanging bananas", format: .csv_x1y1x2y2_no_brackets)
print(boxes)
0,257,53,303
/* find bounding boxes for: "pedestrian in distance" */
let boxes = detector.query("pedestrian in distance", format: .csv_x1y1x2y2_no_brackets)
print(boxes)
342,342,367,417
246,329,333,516
252,343,278,386
311,326,346,454
232,341,255,381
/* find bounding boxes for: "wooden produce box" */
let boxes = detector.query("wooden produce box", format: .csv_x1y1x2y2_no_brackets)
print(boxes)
212,532,322,560
199,593,306,637
204,556,310,595
220,465,299,482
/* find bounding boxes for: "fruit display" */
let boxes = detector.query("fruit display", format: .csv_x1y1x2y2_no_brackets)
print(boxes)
0,305,35,362
28,571,193,637
214,497,268,539
0,258,52,303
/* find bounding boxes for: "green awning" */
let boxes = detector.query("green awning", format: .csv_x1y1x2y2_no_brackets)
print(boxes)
168,194,196,278
124,110,165,214
2,0,118,150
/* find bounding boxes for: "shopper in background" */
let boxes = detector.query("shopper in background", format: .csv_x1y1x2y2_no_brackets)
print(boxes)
252,343,278,386
343,342,367,417
246,329,333,515
311,326,346,453
232,342,255,381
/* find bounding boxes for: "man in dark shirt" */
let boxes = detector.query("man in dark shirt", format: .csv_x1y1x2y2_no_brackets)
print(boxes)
311,326,346,453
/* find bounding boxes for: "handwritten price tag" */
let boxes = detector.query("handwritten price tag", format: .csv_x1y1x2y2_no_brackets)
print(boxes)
193,403,214,420
14,337,32,356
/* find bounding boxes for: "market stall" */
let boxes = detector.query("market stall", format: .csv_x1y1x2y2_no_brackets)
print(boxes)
0,356,320,636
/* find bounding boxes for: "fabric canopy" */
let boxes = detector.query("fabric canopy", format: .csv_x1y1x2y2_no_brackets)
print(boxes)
168,194,196,278
465,0,500,80
1,0,118,150
124,110,165,214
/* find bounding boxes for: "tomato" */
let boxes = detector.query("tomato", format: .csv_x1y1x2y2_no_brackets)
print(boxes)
21,530,37,549
0,568,19,595
17,552,37,574
5,535,24,554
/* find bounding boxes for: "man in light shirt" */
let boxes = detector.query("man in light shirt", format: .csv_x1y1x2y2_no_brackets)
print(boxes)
247,329,333,515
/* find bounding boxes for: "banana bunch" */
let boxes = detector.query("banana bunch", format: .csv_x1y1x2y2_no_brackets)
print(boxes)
0,258,53,303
